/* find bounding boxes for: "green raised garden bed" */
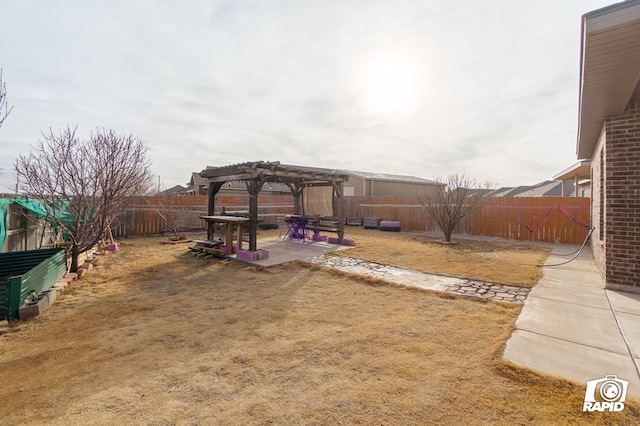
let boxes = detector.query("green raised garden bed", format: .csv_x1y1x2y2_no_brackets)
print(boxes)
0,248,67,320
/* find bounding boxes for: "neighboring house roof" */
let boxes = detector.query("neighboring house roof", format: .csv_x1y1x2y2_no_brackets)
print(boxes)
577,0,640,158
188,172,208,187
539,181,575,197
218,180,290,193
499,185,538,197
261,182,290,192
518,181,557,197
492,181,575,197
187,172,290,193
159,185,186,196
490,187,515,197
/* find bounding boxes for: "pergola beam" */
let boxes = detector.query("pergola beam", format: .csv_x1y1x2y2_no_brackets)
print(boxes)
206,173,255,183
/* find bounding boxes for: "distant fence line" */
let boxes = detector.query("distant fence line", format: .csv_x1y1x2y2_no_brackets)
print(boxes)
112,195,294,237
116,195,591,245
344,196,590,244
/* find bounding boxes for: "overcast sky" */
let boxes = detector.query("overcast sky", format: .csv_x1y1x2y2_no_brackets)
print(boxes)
0,0,614,192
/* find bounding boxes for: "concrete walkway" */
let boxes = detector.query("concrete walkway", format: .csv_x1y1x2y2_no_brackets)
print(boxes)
503,244,640,400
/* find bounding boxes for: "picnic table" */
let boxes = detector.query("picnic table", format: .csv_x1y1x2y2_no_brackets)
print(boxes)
200,215,250,254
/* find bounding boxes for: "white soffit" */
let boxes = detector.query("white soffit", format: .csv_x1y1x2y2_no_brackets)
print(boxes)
577,0,640,159
553,160,591,181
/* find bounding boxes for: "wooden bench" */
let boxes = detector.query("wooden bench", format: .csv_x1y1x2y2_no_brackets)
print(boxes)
188,239,224,253
363,217,381,229
304,216,340,234
346,217,362,226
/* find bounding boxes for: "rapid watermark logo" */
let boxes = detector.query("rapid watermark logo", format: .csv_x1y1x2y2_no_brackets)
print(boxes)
583,375,629,412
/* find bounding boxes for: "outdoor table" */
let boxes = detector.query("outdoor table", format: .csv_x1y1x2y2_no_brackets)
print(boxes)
200,215,250,253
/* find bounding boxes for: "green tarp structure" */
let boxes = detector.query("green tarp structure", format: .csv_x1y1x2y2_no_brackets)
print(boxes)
0,197,76,253
0,199,9,254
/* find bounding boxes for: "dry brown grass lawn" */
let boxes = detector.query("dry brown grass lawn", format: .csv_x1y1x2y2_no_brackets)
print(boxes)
340,227,551,287
0,234,637,425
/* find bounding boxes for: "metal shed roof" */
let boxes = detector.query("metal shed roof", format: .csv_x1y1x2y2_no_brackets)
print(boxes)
341,170,440,185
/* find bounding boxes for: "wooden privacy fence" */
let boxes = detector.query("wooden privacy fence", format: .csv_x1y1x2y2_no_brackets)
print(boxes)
466,197,591,244
112,195,294,237
343,196,591,245
114,195,591,245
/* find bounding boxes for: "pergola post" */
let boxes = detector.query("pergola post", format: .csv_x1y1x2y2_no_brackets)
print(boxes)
207,181,225,239
246,178,266,251
332,181,345,242
287,181,304,215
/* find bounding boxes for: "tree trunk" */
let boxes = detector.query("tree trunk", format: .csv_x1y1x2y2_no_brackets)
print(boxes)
70,245,80,273
443,228,453,242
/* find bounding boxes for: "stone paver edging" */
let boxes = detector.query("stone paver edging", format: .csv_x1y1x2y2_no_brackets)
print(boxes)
305,255,530,304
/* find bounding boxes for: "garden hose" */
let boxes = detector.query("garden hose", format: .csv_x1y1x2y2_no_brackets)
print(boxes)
538,226,595,267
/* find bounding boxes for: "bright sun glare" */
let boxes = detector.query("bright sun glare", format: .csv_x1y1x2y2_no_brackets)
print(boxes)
360,52,421,116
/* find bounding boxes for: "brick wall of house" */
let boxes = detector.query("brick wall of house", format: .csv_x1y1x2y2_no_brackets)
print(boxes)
603,105,640,289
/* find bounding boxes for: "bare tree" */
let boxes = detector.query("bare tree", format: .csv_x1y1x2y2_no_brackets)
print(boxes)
0,68,13,129
146,187,181,239
423,173,494,243
14,125,152,271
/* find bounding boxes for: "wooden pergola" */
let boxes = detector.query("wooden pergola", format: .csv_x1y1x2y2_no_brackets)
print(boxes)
200,161,351,251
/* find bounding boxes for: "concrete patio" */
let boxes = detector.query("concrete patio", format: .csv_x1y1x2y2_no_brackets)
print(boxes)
503,243,640,400
241,237,352,267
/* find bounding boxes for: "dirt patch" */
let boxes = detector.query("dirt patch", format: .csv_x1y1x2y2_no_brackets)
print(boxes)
0,235,636,424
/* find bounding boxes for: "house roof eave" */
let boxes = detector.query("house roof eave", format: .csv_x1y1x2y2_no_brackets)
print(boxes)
553,160,592,181
576,0,640,159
